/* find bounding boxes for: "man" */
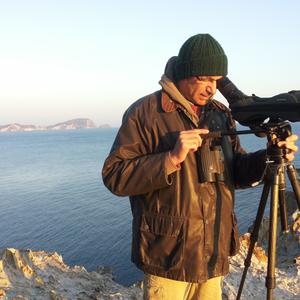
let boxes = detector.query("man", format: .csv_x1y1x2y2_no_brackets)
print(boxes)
102,34,298,300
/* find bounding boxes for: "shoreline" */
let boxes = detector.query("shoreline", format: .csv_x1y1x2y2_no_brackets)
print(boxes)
0,193,299,299
1,210,299,299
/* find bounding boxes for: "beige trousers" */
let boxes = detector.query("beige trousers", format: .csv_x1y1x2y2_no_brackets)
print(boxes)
143,274,223,300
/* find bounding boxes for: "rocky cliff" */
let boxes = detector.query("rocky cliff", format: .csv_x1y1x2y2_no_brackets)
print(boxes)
0,124,37,132
223,191,300,299
0,248,142,300
0,194,299,299
0,119,101,132
46,119,96,130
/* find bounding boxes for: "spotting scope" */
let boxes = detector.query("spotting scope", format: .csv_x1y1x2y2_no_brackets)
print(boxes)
217,77,300,126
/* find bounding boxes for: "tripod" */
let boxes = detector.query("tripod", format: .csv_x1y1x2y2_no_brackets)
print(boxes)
236,123,300,300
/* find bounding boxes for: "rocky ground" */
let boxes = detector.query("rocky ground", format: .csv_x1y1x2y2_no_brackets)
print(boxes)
223,191,300,299
1,193,299,300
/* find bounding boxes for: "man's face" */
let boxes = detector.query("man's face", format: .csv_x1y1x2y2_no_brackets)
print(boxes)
177,76,223,106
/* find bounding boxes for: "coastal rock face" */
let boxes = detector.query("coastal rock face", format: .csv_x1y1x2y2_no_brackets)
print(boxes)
0,119,97,132
223,192,300,300
0,193,299,299
0,124,37,132
0,248,142,300
47,119,96,130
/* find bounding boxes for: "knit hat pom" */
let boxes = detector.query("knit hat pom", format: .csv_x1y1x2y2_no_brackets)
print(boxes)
175,34,228,80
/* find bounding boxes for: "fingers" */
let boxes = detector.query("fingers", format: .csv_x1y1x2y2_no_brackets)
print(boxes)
285,153,295,162
278,142,298,152
196,128,210,135
286,134,298,142
179,129,209,135
277,134,298,146
185,141,200,152
178,129,208,148
277,135,298,153
277,134,298,162
170,129,209,165
178,135,202,151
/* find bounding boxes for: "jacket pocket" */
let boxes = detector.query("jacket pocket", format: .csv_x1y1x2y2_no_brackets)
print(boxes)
139,214,185,270
230,212,240,256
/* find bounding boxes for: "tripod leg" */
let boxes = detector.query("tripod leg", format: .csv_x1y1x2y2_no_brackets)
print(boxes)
266,172,280,300
278,168,289,233
286,164,300,210
236,182,270,300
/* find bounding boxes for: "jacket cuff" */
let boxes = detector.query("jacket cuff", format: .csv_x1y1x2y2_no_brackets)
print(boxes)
165,151,181,175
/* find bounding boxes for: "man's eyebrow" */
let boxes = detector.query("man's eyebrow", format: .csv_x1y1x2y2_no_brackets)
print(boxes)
197,76,222,82
196,76,208,80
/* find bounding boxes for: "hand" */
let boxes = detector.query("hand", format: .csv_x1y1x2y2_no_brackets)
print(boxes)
169,129,209,165
277,134,298,162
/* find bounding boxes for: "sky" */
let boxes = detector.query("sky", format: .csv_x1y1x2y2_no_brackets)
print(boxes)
0,0,299,126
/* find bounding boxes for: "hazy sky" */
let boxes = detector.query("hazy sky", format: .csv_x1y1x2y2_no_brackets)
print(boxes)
0,0,299,126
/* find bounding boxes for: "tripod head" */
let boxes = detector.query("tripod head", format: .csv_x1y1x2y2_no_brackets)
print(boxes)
262,122,292,161
201,120,292,142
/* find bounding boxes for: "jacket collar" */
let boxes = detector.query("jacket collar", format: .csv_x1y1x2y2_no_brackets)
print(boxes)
161,90,180,113
160,89,199,127
159,57,200,126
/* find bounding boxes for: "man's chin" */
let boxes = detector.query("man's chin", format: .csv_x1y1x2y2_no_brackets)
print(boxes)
195,98,211,106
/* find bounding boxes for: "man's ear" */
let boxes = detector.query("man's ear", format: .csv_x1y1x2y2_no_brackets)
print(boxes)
217,76,227,90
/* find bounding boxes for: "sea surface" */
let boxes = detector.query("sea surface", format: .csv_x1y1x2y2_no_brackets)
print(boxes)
0,124,299,285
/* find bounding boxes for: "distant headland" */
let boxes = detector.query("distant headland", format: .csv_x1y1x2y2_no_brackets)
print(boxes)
0,118,111,132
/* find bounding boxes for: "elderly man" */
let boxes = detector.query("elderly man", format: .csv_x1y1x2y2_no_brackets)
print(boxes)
102,34,297,300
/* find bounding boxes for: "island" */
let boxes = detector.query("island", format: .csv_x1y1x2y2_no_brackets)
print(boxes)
0,119,111,132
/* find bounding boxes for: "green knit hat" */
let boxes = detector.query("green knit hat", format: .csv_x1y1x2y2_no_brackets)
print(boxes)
174,34,228,80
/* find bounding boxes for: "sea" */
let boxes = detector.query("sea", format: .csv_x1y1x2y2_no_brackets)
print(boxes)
0,124,299,286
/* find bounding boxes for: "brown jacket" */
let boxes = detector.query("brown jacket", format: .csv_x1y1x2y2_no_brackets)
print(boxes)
102,78,266,283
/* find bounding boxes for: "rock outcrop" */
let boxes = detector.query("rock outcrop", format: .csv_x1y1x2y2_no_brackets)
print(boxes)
0,248,142,300
47,119,96,130
0,124,37,132
223,191,300,299
0,119,99,132
0,192,299,299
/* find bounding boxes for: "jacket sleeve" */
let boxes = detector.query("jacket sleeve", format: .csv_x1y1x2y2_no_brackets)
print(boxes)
232,134,266,189
102,104,173,196
226,110,267,189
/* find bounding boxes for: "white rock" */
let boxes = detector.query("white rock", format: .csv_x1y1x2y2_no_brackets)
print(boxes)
0,194,299,299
